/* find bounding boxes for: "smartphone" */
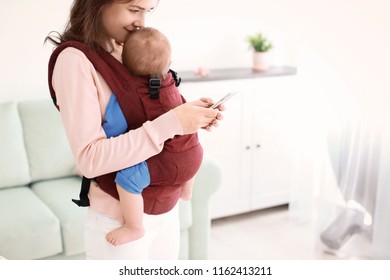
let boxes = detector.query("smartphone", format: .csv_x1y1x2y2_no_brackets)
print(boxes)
210,92,238,109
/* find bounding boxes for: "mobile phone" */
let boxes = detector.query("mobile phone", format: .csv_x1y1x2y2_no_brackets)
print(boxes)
210,92,238,109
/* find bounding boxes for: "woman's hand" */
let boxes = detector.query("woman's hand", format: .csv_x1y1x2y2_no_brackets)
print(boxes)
199,97,225,131
173,97,224,134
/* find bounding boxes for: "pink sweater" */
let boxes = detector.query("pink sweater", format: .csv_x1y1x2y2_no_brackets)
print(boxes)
52,47,183,221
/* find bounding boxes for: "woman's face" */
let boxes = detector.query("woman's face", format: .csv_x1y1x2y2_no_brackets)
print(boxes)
101,0,157,45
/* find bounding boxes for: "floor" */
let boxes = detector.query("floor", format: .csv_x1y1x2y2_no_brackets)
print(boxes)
208,205,371,260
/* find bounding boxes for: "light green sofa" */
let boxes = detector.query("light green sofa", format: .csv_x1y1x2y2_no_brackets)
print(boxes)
0,99,221,260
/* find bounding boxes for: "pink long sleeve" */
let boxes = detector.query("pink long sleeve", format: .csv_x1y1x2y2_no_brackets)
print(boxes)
52,47,183,178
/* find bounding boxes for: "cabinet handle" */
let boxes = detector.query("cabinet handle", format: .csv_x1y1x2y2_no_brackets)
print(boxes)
256,144,261,148
245,146,251,150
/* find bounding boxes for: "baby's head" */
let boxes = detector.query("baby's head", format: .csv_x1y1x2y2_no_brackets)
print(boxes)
122,27,171,78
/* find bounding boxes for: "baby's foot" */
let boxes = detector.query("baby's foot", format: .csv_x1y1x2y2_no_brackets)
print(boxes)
105,226,145,246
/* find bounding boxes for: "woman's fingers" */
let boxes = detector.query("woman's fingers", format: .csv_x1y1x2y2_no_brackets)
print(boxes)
173,98,225,134
192,101,225,130
171,103,204,134
201,113,222,130
197,98,226,112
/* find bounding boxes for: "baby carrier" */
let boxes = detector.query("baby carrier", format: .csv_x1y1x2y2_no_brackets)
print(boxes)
48,41,203,214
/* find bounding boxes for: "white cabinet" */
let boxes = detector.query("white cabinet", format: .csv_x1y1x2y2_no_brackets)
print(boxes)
243,77,297,214
180,69,297,219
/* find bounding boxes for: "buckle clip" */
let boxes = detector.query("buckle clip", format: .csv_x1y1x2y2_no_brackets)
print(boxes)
149,77,161,99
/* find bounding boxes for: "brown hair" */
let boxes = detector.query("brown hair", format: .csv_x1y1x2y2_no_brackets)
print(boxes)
122,27,171,78
45,0,135,51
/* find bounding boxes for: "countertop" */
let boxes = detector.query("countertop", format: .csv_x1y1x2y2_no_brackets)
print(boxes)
178,66,297,83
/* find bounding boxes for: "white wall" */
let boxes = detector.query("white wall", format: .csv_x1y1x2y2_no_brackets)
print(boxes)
0,1,72,102
1,0,389,117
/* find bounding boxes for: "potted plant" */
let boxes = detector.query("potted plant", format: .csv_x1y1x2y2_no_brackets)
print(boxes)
247,33,273,72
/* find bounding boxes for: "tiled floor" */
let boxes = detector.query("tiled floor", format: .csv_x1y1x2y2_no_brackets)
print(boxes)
209,205,371,260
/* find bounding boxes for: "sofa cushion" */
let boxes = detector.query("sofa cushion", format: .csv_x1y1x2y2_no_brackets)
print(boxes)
31,176,87,256
18,99,76,182
0,186,62,259
0,102,31,189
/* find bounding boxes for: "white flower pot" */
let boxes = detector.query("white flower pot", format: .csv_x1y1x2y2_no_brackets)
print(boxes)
252,52,269,72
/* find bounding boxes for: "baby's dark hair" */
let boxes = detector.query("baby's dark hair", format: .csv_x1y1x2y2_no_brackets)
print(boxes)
122,27,171,78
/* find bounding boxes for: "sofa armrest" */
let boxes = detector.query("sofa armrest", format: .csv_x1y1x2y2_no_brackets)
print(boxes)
189,157,222,259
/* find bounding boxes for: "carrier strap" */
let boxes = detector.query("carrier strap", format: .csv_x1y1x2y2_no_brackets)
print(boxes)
149,77,161,99
71,176,92,207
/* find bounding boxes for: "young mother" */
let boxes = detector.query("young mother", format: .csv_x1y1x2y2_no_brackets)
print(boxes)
46,0,224,260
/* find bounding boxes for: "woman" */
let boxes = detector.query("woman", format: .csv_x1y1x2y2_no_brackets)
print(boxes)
46,0,224,259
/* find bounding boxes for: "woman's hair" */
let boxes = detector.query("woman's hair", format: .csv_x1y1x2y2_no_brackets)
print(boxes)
122,27,171,78
45,0,137,50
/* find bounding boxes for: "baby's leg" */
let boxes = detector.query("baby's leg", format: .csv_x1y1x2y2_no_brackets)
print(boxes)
105,185,145,246
106,161,150,245
180,176,195,201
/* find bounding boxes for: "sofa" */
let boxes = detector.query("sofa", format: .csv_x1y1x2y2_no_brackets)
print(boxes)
0,99,221,260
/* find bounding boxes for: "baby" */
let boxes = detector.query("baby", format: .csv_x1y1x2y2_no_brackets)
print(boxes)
103,27,202,246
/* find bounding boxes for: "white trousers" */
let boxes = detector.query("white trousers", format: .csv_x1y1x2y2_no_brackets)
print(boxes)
84,205,180,260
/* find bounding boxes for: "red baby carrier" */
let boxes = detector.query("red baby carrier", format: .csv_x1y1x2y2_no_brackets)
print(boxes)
48,41,203,214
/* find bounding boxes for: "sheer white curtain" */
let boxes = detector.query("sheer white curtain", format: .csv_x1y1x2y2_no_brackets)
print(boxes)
288,67,390,259
372,123,390,259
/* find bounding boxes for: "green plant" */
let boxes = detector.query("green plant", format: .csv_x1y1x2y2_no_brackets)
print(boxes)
247,33,273,52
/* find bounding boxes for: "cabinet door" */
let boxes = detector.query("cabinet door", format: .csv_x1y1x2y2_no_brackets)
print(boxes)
180,80,250,218
247,76,297,210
